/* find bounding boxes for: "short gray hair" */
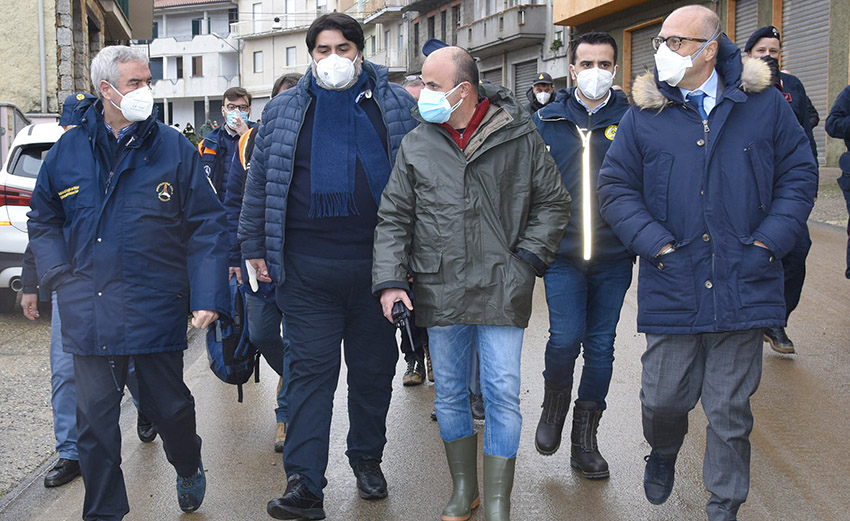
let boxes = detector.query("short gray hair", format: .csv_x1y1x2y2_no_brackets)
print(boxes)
90,46,149,98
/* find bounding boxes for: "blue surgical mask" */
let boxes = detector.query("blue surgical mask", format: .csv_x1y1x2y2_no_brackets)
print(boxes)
417,83,464,124
226,110,249,128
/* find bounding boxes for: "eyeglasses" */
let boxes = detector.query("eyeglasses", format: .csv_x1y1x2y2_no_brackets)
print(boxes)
405,74,421,81
651,35,708,52
226,103,250,111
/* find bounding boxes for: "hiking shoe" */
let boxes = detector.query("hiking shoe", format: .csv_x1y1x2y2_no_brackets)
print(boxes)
44,458,80,488
274,422,288,453
176,459,206,513
643,451,676,505
763,327,795,354
268,474,325,520
353,458,388,500
402,359,425,386
137,411,157,443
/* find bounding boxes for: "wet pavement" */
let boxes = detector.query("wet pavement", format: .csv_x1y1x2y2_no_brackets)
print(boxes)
1,191,848,520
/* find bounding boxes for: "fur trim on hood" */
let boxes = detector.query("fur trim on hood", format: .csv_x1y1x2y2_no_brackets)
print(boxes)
631,57,772,111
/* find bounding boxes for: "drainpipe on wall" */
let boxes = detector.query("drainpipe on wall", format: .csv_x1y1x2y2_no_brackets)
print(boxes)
38,0,47,112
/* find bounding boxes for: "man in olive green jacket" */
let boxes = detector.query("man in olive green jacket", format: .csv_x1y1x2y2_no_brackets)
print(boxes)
372,47,570,521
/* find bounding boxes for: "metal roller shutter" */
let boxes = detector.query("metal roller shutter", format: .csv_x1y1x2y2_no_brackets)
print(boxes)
734,0,758,50
482,68,502,86
782,0,830,164
514,60,538,99
629,22,661,90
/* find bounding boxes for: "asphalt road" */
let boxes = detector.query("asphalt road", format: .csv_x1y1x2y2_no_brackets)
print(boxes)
0,196,848,520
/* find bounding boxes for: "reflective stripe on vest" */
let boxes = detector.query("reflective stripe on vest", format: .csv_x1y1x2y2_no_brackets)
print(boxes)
575,125,593,261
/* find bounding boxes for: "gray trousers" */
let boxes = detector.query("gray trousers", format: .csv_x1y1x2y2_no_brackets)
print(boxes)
641,330,763,521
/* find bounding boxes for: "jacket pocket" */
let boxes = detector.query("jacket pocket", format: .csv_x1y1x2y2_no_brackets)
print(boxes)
736,243,783,308
643,153,673,222
409,251,441,280
745,144,771,213
637,249,697,314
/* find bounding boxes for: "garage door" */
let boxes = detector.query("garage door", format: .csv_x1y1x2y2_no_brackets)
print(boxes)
482,68,502,86
734,0,758,50
782,0,830,164
628,22,661,92
513,60,538,99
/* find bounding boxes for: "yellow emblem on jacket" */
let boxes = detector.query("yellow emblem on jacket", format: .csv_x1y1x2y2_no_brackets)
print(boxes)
58,185,79,199
156,182,173,202
604,125,617,141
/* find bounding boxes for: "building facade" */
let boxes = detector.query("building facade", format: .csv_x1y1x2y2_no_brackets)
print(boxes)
0,0,153,122
402,0,569,103
233,0,337,116
553,0,850,167
135,0,239,128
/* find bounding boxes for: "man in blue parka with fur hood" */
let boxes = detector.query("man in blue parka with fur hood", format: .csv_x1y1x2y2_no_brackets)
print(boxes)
238,13,418,520
27,46,229,520
597,6,817,521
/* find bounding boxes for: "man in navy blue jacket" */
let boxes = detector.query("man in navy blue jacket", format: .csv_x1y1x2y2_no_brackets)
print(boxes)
597,6,817,521
744,25,820,354
198,86,256,202
238,13,418,520
825,84,850,279
532,31,632,480
27,46,229,520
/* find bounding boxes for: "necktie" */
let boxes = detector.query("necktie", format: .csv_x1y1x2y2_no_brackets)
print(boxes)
687,90,708,120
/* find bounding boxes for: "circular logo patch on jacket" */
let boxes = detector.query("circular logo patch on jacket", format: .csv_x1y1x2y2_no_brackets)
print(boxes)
605,125,617,141
156,182,173,202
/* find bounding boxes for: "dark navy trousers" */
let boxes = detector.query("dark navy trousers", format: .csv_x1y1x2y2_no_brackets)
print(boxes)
838,172,850,278
74,351,201,521
278,252,398,499
781,224,812,320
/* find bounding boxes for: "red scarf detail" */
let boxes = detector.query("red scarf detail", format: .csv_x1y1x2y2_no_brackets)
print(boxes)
439,98,491,150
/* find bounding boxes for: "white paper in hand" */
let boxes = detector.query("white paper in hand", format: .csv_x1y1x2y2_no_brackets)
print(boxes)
244,261,260,292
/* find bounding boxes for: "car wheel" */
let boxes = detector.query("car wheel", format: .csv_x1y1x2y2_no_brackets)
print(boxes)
0,289,17,314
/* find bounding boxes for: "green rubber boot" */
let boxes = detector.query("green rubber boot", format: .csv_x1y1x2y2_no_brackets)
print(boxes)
483,454,515,521
441,432,480,521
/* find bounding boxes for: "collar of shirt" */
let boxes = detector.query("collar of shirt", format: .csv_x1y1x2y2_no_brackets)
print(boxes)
679,69,718,116
102,111,137,142
575,90,612,115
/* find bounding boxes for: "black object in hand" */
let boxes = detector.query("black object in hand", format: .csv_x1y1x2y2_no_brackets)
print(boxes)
392,301,416,350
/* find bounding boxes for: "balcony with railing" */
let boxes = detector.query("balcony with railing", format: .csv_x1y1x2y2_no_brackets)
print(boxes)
456,4,548,58
363,0,407,24
152,75,241,100
367,46,407,71
230,12,325,39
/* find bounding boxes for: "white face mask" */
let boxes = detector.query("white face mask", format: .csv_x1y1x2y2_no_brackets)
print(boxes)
109,84,154,122
313,53,359,90
575,67,615,100
654,32,718,87
535,91,552,105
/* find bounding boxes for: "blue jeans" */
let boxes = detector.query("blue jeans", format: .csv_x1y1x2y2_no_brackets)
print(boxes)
50,293,77,460
428,324,524,458
542,256,633,408
245,293,290,423
278,253,397,499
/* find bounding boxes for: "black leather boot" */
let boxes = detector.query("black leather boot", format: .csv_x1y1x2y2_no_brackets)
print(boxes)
534,382,571,455
570,400,609,479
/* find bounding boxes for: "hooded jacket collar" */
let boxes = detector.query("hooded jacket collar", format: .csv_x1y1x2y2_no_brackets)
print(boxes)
631,34,771,111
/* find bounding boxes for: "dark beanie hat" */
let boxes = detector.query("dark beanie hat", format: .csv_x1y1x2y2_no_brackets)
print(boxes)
744,26,781,54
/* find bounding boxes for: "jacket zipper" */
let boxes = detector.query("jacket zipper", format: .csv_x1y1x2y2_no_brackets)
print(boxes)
686,103,718,322
574,125,593,260
105,135,135,195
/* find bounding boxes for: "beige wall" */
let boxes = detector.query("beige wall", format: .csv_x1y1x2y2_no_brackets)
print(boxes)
0,0,59,114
